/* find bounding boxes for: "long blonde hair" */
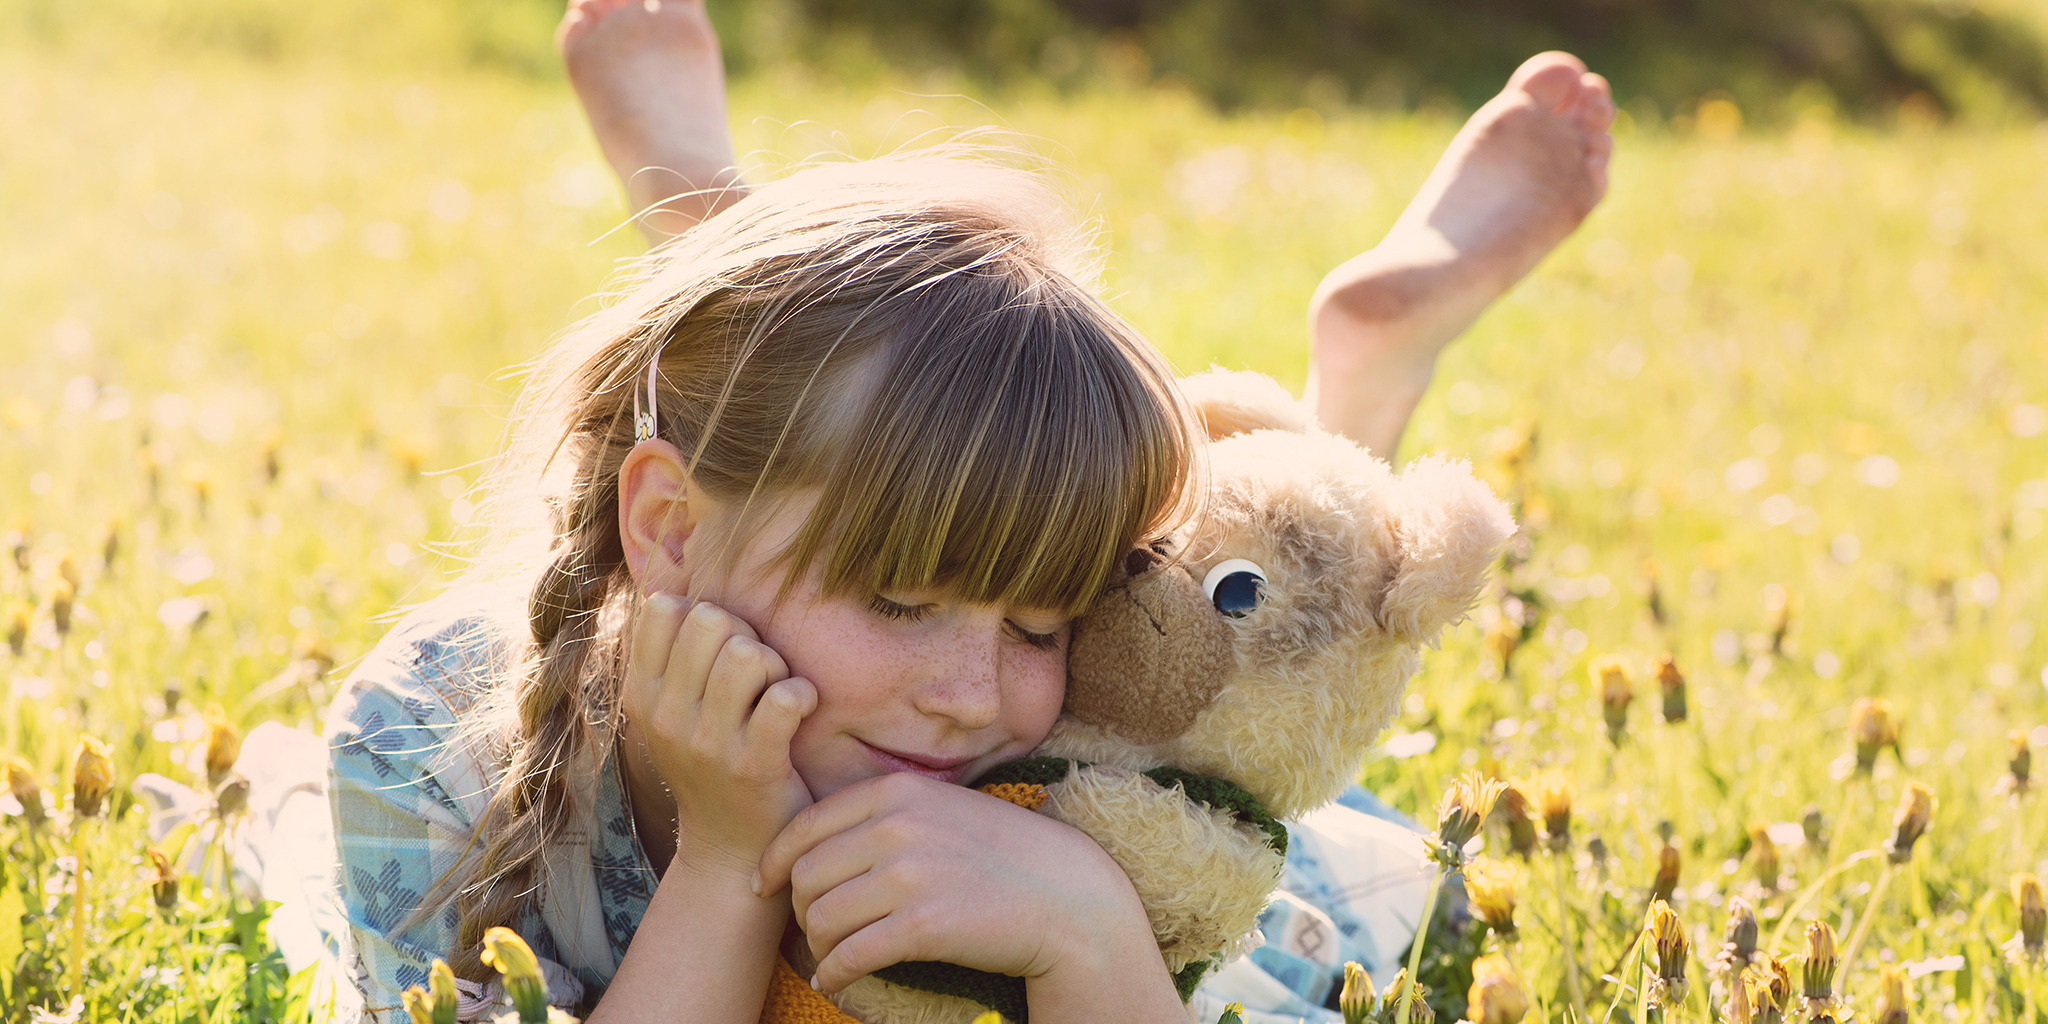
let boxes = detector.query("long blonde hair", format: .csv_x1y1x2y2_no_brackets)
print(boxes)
432,149,1199,976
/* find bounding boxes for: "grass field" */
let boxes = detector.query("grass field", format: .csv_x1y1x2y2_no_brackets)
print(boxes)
1,10,2046,1023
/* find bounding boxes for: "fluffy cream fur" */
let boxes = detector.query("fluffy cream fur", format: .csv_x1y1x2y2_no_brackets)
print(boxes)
833,975,994,1024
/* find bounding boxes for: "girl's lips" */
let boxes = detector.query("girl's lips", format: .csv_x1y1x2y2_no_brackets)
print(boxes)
861,741,972,784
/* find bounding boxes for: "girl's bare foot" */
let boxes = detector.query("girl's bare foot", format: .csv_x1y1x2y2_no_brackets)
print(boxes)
1308,51,1615,458
559,0,746,240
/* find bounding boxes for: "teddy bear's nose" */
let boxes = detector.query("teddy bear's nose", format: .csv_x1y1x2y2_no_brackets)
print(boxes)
1123,546,1163,580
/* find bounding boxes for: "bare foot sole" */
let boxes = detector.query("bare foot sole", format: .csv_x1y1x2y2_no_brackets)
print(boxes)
1310,51,1614,455
559,0,746,237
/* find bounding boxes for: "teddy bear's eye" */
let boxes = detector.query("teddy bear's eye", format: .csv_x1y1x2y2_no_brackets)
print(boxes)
1201,558,1266,618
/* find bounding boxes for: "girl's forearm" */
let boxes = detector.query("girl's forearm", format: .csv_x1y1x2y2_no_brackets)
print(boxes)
583,855,788,1024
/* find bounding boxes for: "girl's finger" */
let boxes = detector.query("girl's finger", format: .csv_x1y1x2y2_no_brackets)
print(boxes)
739,676,815,773
758,773,923,895
780,813,886,924
621,592,691,714
664,600,741,710
796,867,893,971
701,634,789,737
812,913,939,996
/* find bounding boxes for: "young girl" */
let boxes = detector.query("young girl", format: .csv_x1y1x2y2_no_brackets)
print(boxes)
326,152,1206,1022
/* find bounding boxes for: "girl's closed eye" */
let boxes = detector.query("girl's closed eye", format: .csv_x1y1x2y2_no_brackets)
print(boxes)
865,594,1066,652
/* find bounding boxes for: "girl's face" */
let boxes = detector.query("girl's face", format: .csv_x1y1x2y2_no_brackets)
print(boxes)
685,493,1071,799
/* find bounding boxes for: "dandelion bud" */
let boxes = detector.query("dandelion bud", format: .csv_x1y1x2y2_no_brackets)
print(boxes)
1801,806,1827,853
7,757,45,825
1850,698,1899,774
402,959,461,1024
1496,783,1538,860
8,531,27,572
1715,897,1759,982
51,578,74,637
1466,954,1529,1024
2001,730,2032,798
2015,872,2045,960
101,520,120,572
1432,774,1506,867
1339,961,1374,1024
1463,858,1519,940
1654,653,1687,724
1882,782,1934,864
204,710,242,788
1800,922,1839,1003
1534,770,1574,853
480,927,548,1023
71,735,112,819
1647,900,1690,1008
401,986,436,1024
147,846,179,915
6,605,25,657
1727,974,1757,1023
1873,964,1909,1024
1595,657,1634,744
1378,969,1432,1024
57,555,80,591
1755,957,1794,1021
1652,842,1681,904
1487,618,1521,677
1749,823,1780,890
214,775,250,818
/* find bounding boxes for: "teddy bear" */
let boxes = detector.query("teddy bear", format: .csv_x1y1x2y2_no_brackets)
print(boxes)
792,369,1515,1024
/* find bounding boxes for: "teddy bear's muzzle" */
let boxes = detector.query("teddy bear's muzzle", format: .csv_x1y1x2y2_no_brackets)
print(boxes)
1065,552,1235,745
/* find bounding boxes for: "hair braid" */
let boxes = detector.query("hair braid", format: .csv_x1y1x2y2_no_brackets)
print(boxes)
450,475,628,978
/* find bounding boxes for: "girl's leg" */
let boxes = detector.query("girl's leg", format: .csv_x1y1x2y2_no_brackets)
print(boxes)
559,0,747,243
1309,52,1615,461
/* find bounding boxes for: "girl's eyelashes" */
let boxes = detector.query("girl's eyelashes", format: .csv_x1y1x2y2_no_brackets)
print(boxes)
866,594,1064,651
866,594,935,623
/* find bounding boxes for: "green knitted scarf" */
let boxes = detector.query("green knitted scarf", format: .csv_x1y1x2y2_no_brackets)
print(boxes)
869,757,1287,1023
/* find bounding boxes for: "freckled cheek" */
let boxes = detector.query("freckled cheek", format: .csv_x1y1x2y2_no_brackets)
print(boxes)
1004,655,1068,748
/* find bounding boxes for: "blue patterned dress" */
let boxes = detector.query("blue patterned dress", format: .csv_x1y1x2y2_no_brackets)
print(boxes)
319,602,1431,1023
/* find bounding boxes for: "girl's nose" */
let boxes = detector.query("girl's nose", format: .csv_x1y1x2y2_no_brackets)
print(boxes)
911,624,1003,731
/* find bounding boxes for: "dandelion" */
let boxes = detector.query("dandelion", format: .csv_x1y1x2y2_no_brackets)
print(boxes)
1495,782,1537,860
56,555,80,591
1801,806,1827,855
481,927,549,1024
1465,954,1529,1024
215,775,250,818
1654,653,1687,724
1534,770,1573,853
1400,776,1504,1024
1736,961,1791,1024
8,757,45,826
68,735,112,1000
100,519,120,573
1767,588,1793,656
402,959,459,1024
51,578,74,637
1646,900,1690,1013
147,847,179,917
1757,957,1794,1021
1487,617,1521,678
1872,964,1909,1024
1796,921,1843,1019
2010,872,2045,966
6,604,25,657
8,529,27,572
1651,842,1681,905
1714,897,1760,988
1380,969,1433,1024
1727,973,1757,1023
1999,729,2032,799
1850,698,1900,775
1644,558,1668,627
1882,782,1934,864
1749,823,1781,890
1595,656,1634,744
1340,961,1374,1024
1464,857,1519,940
204,709,242,788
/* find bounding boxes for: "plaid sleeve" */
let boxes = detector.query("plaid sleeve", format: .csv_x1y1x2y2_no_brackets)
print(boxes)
323,611,577,1022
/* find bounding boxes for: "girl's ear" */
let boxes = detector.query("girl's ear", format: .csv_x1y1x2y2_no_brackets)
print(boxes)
618,440,712,593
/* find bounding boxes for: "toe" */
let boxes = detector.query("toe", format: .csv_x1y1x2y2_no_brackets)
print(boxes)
1576,73,1617,133
1506,51,1590,113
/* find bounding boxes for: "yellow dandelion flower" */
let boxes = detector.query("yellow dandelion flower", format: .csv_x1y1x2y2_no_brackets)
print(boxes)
2014,872,2044,963
1339,961,1374,1024
7,757,45,825
147,847,179,915
1654,652,1687,724
1594,656,1633,743
204,708,242,788
1534,769,1574,853
1463,857,1519,939
1850,698,1899,774
71,735,113,819
1883,782,1934,864
1800,921,1839,1004
1467,953,1530,1024
1873,964,1909,1024
1749,823,1780,890
481,927,548,1023
1432,774,1506,866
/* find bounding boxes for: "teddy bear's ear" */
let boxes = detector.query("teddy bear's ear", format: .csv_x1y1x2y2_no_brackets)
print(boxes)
1377,455,1517,642
1179,368,1315,441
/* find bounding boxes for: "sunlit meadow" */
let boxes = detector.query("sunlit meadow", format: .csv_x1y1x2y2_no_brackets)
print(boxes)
1,6,2045,1021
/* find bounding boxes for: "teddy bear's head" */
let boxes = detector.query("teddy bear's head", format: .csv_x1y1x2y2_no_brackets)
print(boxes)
1043,370,1515,819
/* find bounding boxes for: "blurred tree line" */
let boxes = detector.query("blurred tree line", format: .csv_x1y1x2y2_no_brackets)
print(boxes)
8,0,2048,124
765,0,2048,122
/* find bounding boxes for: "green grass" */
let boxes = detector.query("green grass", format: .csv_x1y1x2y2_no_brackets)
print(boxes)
2,14,2046,1024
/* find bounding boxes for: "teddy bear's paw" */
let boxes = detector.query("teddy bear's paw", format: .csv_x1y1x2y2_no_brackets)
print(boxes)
831,975,1006,1024
1044,766,1283,972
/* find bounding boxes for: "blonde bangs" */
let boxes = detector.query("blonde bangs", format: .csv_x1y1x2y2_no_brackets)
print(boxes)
789,271,1196,618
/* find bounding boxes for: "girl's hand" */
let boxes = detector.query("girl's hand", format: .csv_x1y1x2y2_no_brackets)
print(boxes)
622,593,819,878
754,772,1164,997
